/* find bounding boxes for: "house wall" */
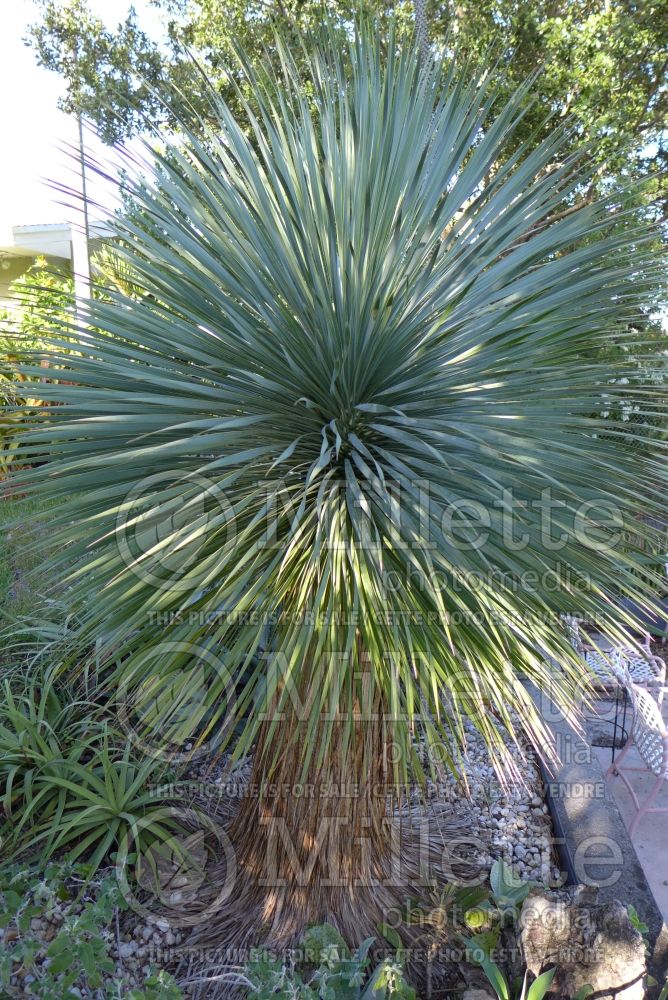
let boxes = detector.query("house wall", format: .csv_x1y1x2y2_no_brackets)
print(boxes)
0,257,32,307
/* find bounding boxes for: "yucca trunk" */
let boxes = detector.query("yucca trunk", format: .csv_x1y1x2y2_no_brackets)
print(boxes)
231,707,392,941
195,674,471,953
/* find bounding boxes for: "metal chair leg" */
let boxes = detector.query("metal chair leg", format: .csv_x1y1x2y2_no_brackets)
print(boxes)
628,773,666,838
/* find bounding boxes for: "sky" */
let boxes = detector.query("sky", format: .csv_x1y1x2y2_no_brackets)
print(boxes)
0,0,162,241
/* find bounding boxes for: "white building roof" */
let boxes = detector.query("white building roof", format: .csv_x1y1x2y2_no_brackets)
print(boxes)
0,221,112,261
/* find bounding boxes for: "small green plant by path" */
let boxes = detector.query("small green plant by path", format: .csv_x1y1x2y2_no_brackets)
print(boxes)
0,861,183,998
243,923,415,999
626,903,649,944
461,862,596,1000
461,861,543,1000
626,904,659,997
411,857,536,946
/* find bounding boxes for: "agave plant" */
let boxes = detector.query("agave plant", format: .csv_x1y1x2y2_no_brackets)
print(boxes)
14,26,667,957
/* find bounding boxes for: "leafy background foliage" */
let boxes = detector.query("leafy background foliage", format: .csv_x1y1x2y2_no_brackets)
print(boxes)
0,259,74,481
28,0,668,211
27,0,668,392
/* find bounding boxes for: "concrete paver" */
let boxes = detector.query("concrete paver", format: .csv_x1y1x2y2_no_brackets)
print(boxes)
590,694,668,922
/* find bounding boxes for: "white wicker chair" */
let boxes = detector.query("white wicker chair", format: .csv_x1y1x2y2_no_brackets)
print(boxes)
606,681,668,836
562,615,666,699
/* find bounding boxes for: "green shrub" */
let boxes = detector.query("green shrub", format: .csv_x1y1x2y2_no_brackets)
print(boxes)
0,860,183,998
0,257,74,481
0,667,183,880
243,923,415,998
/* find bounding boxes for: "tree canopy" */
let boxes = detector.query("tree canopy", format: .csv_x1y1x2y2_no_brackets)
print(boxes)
29,0,668,218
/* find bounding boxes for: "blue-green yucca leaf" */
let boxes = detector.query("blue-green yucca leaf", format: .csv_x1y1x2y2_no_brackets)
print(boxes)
13,26,668,786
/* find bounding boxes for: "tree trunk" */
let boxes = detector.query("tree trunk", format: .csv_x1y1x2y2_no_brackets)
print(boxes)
186,678,480,965
227,688,398,944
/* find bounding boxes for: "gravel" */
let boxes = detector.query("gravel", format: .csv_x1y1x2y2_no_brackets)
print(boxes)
413,718,561,885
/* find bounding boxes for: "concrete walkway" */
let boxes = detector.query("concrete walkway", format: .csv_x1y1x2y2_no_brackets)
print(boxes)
589,694,668,922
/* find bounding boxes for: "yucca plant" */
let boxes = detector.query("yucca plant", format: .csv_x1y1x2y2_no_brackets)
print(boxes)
12,25,667,960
